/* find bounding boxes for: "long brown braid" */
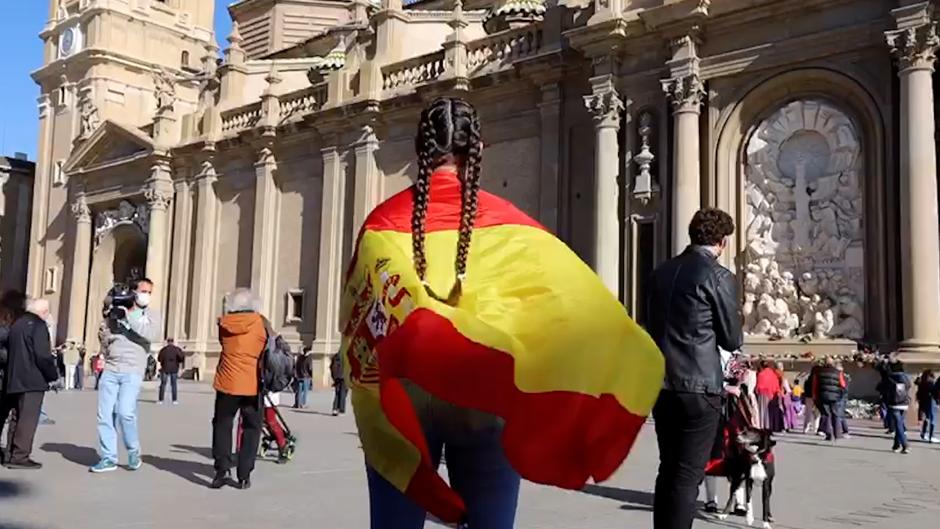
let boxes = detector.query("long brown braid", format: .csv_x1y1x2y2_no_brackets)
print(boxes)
411,97,483,304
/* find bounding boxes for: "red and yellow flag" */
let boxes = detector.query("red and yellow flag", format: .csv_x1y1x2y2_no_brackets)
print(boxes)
340,168,664,523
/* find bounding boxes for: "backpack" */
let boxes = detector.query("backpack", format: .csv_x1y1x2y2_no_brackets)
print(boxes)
887,374,910,407
259,320,295,393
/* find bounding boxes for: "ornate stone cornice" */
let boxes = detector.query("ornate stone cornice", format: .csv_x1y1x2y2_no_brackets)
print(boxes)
662,73,705,113
886,22,940,72
71,195,92,224
144,186,173,211
583,89,624,129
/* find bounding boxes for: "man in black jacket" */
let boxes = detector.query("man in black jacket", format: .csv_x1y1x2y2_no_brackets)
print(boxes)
647,208,744,529
0,298,59,469
158,338,185,404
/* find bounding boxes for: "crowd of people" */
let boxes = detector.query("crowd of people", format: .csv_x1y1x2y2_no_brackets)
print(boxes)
0,278,348,482
3,97,940,529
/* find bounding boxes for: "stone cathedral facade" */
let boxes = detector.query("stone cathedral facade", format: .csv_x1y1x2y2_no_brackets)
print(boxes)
27,0,940,384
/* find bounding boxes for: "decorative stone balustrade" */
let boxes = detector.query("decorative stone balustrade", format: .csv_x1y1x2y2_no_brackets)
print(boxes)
468,24,543,74
382,51,447,92
220,102,262,135
279,85,325,123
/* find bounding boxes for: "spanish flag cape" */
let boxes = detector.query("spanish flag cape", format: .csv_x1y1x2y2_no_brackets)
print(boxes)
340,168,664,523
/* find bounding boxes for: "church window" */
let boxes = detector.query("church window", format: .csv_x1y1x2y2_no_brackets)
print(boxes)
181,50,190,68
53,160,66,186
286,289,305,324
44,267,59,294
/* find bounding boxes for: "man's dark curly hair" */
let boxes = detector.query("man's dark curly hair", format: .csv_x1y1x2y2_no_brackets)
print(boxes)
688,208,735,247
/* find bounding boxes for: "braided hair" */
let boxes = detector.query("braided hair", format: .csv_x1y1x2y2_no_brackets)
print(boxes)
412,97,483,305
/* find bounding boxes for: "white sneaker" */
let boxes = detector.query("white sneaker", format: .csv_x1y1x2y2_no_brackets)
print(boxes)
172,401,179,405
930,437,940,444
156,401,164,405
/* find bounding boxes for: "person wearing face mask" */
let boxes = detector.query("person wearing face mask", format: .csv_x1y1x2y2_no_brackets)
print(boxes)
0,298,59,469
90,278,161,474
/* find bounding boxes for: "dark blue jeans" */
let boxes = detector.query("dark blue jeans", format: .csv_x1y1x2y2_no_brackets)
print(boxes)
891,408,908,450
159,373,178,402
294,378,311,408
921,400,936,440
365,394,520,529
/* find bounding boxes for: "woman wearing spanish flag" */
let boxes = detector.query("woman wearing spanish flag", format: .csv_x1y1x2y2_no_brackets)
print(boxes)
340,97,664,528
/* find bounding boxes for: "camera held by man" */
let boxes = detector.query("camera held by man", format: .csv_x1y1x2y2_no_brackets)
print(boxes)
104,283,137,330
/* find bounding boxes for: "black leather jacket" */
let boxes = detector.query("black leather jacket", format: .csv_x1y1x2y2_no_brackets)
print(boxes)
646,246,744,395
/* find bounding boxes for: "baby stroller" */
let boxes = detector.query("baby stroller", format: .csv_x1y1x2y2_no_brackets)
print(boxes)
237,393,297,464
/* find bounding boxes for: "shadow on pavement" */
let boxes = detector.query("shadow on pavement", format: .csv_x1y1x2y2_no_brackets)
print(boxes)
581,484,654,511
0,480,29,499
141,454,214,487
0,480,38,529
40,442,99,467
171,444,213,460
289,409,336,417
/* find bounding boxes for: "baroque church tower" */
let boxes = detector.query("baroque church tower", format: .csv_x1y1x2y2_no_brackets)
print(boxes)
28,0,215,339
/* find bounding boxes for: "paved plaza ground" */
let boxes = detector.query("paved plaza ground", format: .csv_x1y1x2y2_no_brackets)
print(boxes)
2,382,939,529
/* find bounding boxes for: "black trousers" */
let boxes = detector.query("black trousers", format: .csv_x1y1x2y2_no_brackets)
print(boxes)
653,391,721,529
211,392,262,481
332,380,347,413
0,391,45,464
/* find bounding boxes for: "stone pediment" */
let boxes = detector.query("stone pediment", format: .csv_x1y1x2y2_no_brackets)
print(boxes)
64,120,154,174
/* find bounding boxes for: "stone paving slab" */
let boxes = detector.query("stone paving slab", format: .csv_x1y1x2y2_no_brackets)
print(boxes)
1,383,940,529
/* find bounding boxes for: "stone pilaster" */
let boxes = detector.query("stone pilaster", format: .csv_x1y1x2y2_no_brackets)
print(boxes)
188,150,220,373
313,141,347,385
352,123,381,235
583,76,623,295
66,193,92,345
166,177,193,343
27,94,54,299
250,144,280,319
886,17,940,354
144,157,174,340
537,79,563,232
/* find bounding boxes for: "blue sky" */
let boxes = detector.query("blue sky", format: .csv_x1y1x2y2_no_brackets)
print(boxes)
0,1,234,161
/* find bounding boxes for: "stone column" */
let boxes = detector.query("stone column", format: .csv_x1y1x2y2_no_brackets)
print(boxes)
251,144,279,319
27,94,54,298
188,153,220,373
313,142,347,385
352,124,381,234
66,193,92,344
663,73,705,255
887,20,940,353
166,177,193,342
144,156,174,339
583,78,623,295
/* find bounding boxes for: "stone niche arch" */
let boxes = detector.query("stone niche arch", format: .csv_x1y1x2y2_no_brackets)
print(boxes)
713,68,890,346
82,223,147,352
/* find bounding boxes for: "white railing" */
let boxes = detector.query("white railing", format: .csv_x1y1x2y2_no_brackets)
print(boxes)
382,51,447,92
468,24,544,74
221,102,263,134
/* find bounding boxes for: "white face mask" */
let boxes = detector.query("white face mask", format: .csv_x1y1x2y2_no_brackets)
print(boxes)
136,292,152,308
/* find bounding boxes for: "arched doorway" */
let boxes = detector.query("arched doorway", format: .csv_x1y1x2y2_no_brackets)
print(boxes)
83,223,147,352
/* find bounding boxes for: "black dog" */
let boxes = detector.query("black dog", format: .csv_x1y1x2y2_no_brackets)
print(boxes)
716,429,776,528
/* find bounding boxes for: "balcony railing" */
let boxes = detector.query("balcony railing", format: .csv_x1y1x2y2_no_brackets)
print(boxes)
382,51,447,93
468,24,544,75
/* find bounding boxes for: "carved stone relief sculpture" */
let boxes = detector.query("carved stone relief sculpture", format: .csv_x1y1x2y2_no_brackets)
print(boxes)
742,100,864,341
94,200,149,247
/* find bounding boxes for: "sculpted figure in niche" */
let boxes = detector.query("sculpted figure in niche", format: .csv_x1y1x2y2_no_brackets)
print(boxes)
813,298,836,339
829,295,863,340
